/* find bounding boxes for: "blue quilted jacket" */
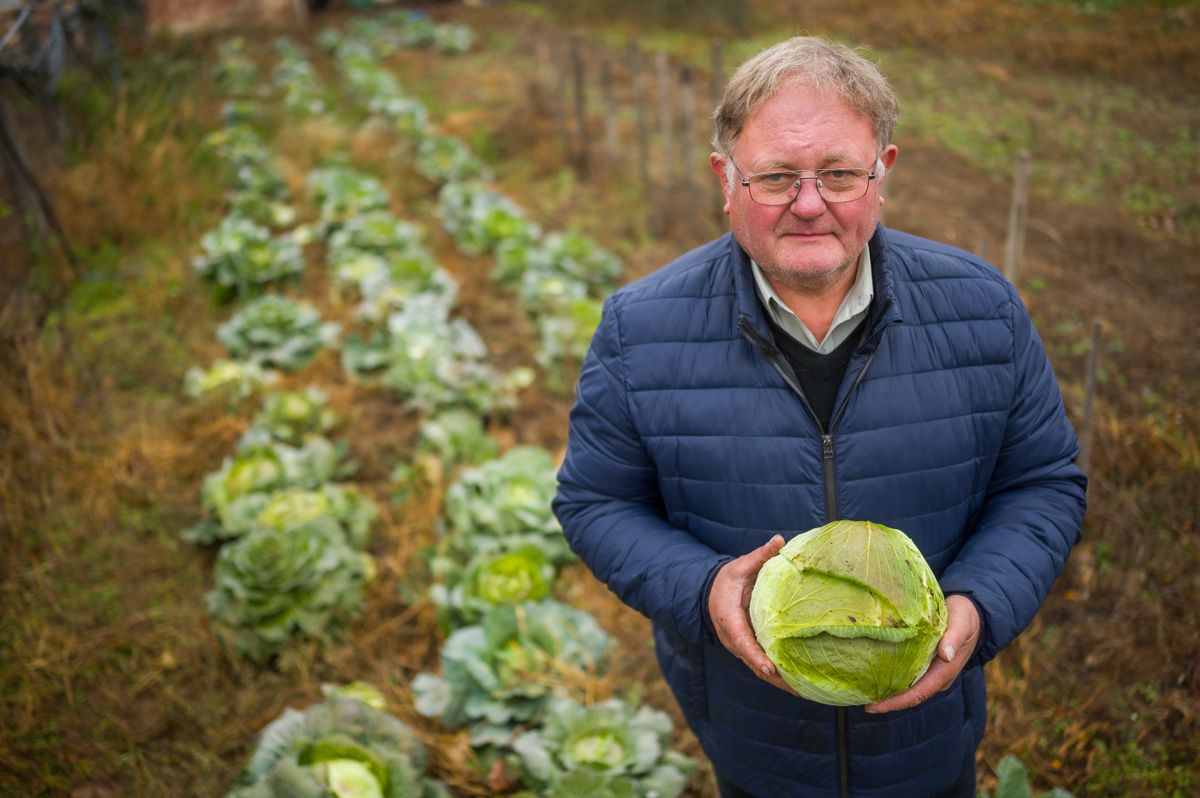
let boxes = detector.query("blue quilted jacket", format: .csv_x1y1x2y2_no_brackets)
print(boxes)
553,227,1086,797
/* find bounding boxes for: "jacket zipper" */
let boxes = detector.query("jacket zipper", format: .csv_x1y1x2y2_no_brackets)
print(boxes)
738,314,890,798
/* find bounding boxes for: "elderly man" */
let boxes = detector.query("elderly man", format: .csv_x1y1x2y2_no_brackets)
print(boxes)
554,36,1085,798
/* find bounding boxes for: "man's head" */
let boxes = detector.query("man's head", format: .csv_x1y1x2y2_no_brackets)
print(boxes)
712,36,898,162
710,37,899,296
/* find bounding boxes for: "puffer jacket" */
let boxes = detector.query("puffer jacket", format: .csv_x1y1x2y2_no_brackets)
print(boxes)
553,227,1086,797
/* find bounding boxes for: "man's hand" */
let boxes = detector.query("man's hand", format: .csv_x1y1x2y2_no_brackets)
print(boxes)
864,594,981,714
707,534,796,693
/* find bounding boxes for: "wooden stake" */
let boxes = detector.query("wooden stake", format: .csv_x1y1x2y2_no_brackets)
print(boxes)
679,65,695,195
629,42,650,194
601,58,618,162
570,35,590,175
1004,149,1031,284
656,51,673,186
1079,318,1102,474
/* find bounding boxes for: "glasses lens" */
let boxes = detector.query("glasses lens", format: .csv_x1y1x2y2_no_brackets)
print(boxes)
817,169,869,202
746,169,871,204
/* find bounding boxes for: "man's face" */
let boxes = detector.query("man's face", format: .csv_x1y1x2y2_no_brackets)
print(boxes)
711,82,898,291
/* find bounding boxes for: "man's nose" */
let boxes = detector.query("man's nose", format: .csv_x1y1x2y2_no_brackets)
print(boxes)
787,177,827,218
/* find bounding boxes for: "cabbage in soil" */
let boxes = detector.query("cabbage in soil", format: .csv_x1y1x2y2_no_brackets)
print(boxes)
749,520,948,706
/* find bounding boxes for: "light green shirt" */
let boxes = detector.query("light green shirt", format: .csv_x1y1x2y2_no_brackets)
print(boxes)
750,247,874,354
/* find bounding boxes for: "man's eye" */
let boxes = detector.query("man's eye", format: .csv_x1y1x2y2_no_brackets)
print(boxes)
759,173,794,185
822,169,853,180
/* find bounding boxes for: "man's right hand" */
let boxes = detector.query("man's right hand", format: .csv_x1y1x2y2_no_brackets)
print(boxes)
707,534,796,694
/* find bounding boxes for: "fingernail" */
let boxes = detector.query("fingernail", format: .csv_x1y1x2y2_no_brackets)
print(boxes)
943,645,956,661
864,707,879,714
760,665,773,677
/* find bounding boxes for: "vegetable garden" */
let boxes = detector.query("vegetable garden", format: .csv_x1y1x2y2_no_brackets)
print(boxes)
2,2,1197,797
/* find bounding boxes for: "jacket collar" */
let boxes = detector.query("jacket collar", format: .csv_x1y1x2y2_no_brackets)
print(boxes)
730,226,903,341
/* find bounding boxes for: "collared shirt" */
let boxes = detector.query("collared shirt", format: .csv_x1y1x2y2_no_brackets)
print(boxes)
750,247,874,354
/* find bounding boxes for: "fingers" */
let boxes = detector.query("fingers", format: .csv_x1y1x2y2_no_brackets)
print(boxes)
708,534,788,688
864,655,953,713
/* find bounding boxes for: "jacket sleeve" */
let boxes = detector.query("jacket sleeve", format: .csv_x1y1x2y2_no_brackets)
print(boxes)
938,283,1086,664
552,296,732,647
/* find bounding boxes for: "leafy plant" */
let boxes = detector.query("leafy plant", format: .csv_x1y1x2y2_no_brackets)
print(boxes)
217,295,340,371
392,409,499,498
254,484,379,550
494,230,621,302
184,358,279,399
185,429,343,544
511,697,697,798
430,544,557,629
412,601,611,744
431,24,474,54
224,688,449,798
193,214,305,299
325,212,458,321
206,518,369,662
534,296,604,393
437,182,540,257
416,135,492,184
254,387,340,445
980,754,1074,798
749,520,947,706
306,166,392,235
441,446,572,565
342,295,530,415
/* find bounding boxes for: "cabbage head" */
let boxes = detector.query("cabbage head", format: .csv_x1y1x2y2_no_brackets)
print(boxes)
511,697,696,798
749,520,947,706
225,692,449,798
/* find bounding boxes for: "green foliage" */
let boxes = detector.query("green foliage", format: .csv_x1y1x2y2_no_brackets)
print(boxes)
206,519,369,662
217,295,340,371
980,755,1074,798
495,230,621,302
416,135,492,184
749,520,947,706
254,387,340,445
511,697,697,798
184,358,279,400
325,211,458,322
411,601,611,743
341,295,530,415
534,296,603,393
272,37,329,116
441,446,572,565
254,484,379,550
224,691,449,797
193,214,305,299
437,182,541,257
184,429,345,544
431,544,557,629
306,166,393,236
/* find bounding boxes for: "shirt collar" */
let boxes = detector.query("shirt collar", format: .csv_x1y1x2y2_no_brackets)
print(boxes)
750,247,875,353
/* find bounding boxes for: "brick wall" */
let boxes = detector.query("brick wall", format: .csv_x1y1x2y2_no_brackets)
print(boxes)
143,0,303,35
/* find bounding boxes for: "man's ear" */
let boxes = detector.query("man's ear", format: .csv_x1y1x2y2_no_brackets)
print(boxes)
709,152,733,214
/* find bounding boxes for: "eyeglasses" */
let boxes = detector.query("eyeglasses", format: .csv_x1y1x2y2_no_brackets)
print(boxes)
729,157,882,205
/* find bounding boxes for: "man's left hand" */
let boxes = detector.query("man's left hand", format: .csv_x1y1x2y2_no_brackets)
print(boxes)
864,594,980,714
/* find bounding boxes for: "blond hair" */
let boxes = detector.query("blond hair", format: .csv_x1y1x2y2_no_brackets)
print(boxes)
712,36,899,158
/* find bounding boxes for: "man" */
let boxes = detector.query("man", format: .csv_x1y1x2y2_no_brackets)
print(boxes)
553,36,1085,798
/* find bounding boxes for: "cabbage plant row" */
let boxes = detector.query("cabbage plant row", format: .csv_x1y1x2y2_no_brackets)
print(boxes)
314,23,699,795
191,21,697,797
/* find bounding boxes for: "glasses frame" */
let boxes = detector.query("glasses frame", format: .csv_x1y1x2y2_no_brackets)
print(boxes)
729,156,883,205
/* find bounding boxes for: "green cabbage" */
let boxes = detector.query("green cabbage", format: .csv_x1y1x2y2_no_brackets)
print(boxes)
511,697,696,798
749,520,948,706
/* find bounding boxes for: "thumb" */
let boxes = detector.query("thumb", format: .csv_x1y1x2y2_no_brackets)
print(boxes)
743,534,785,570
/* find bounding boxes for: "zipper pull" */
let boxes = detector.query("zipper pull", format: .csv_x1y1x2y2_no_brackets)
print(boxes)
822,434,834,460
